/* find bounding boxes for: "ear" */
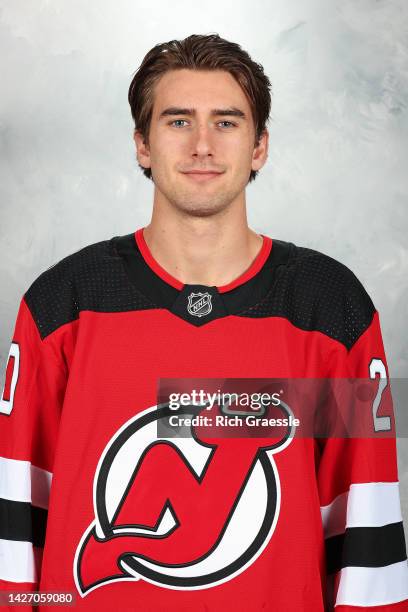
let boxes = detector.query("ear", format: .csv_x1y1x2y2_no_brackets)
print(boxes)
251,129,269,173
133,129,151,170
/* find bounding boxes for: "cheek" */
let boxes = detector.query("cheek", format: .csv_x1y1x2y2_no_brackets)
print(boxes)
228,141,254,173
150,134,184,164
149,142,173,171
221,132,254,160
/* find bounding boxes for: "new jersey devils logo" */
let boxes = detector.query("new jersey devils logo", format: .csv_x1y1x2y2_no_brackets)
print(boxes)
74,401,295,596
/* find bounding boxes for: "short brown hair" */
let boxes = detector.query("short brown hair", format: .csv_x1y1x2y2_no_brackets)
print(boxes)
128,33,272,183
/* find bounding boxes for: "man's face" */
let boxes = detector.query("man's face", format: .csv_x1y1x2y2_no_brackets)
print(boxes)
134,69,268,217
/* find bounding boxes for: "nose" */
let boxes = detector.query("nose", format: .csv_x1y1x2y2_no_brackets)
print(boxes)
191,123,214,159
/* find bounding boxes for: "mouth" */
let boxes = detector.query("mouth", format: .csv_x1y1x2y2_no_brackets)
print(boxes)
181,171,224,182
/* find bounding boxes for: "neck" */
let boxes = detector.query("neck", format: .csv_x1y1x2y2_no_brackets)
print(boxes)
142,198,264,288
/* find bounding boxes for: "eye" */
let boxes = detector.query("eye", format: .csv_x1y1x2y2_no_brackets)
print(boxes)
218,121,236,128
170,119,188,128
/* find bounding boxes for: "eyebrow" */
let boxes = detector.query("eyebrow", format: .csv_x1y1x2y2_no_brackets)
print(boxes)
159,107,246,120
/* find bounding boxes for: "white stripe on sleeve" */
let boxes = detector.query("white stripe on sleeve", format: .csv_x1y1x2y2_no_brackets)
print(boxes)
335,560,408,607
321,482,403,539
0,456,52,509
0,538,41,583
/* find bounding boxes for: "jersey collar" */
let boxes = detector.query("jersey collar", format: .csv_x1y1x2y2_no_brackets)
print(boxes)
112,228,289,327
134,227,272,293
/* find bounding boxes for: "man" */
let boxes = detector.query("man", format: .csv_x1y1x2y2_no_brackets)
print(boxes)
0,33,407,611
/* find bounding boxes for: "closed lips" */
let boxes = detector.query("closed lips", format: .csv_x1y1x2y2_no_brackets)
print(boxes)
183,170,223,175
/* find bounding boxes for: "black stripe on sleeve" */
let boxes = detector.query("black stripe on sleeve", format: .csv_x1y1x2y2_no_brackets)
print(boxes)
326,522,408,575
0,498,47,548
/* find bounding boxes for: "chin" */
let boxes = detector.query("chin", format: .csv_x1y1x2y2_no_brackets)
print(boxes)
172,195,232,218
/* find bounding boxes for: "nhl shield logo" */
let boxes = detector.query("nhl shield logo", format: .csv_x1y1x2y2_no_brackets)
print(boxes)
187,292,212,317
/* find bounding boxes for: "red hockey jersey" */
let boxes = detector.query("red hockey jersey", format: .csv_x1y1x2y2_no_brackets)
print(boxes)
1,227,407,611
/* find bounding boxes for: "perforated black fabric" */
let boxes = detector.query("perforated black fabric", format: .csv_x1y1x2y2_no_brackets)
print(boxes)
23,234,375,351
237,246,375,351
24,239,156,340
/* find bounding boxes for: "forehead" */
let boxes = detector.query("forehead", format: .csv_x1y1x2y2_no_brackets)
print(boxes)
151,69,252,115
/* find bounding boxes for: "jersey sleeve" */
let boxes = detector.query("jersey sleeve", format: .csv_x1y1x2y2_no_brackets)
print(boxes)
317,306,408,611
0,296,67,606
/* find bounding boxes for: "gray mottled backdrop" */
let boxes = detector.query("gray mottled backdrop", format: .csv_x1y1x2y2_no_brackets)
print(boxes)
1,1,407,541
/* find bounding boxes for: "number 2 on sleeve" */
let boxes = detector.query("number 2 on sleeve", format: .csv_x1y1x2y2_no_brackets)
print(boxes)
369,357,392,432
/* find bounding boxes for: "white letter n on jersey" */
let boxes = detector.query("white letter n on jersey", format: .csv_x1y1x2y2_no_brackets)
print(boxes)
0,342,20,416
